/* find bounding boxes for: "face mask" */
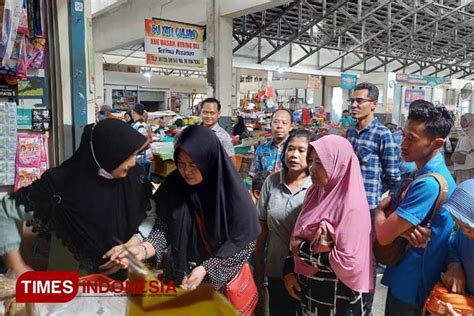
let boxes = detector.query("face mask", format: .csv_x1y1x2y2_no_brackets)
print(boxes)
90,124,114,180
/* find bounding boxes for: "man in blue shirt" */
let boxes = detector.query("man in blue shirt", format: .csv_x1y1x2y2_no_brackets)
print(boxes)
339,109,355,129
249,109,294,177
346,83,400,314
375,100,456,315
347,83,400,212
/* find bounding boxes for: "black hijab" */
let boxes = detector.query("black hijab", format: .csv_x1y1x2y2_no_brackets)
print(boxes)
232,116,245,136
153,125,260,282
11,119,151,275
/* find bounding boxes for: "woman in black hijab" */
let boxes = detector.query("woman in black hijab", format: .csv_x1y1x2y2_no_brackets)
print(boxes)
113,125,260,290
0,119,152,279
232,115,246,137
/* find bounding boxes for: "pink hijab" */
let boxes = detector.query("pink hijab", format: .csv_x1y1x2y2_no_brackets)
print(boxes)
291,135,373,293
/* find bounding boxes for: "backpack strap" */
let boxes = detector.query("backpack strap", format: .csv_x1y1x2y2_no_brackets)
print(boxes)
415,173,448,223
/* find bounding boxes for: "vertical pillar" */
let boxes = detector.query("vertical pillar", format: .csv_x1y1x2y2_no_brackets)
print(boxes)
69,0,87,150
206,0,233,131
94,53,104,107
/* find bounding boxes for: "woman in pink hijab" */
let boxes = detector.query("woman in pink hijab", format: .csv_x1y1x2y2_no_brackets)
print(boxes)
283,135,373,316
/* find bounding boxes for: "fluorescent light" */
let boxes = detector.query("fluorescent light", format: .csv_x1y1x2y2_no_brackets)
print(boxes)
277,67,284,74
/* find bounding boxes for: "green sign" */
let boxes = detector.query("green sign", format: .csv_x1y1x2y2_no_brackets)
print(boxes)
395,73,451,88
18,77,45,97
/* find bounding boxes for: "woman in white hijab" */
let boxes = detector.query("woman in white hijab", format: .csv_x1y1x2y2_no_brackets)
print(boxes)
453,113,474,183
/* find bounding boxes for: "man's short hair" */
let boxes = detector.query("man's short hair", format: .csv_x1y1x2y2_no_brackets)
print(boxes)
202,97,221,112
342,109,349,114
271,108,294,123
251,171,270,192
354,82,379,101
407,100,453,139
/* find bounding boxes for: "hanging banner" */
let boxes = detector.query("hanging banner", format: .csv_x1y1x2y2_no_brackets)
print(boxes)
396,73,451,88
404,89,425,108
340,73,358,90
307,75,321,89
144,18,205,68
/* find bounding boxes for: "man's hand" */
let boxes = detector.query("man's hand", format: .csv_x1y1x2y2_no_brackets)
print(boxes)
401,226,431,248
283,273,301,300
441,263,466,294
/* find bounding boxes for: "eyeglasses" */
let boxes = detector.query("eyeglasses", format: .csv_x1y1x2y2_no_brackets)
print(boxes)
349,98,375,105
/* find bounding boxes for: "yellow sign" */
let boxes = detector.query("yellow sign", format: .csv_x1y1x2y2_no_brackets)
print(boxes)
144,19,205,68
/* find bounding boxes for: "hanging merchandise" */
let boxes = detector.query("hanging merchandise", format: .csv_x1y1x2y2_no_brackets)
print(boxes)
16,107,32,128
0,0,23,65
14,132,48,191
31,108,50,131
0,102,17,185
0,0,45,77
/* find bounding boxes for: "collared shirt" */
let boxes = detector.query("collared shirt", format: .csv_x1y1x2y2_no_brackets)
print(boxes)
382,153,456,306
392,130,403,146
257,170,312,278
249,139,284,176
211,123,235,157
347,118,400,209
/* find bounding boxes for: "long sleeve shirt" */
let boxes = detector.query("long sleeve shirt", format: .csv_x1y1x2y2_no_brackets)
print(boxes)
347,118,400,210
145,217,254,291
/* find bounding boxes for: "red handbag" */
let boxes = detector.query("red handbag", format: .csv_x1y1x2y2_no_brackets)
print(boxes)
194,212,258,315
225,263,258,316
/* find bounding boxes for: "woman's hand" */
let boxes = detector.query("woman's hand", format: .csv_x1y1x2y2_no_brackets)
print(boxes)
102,235,141,260
441,263,466,294
101,243,149,271
290,239,303,257
3,250,33,277
180,266,206,290
283,273,301,300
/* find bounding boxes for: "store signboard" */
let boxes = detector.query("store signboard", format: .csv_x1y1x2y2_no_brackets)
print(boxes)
396,73,451,88
340,73,358,90
144,19,205,68
404,89,425,108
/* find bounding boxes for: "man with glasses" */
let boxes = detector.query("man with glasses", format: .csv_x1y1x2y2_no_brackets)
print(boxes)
201,97,237,167
250,108,294,177
346,82,400,315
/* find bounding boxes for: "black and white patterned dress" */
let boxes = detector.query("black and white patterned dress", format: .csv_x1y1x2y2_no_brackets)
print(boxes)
285,241,364,316
145,217,254,291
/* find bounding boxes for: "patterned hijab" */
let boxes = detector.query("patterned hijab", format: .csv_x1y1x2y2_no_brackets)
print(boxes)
291,135,373,292
445,179,474,227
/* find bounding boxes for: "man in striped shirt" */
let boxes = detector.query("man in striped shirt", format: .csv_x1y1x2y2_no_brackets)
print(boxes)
346,82,400,316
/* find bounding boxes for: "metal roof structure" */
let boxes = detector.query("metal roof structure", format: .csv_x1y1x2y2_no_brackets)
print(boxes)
233,0,474,79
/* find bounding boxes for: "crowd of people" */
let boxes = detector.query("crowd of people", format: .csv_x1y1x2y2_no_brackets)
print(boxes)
0,82,473,316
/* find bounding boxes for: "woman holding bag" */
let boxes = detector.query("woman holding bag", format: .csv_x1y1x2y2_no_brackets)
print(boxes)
452,113,474,183
283,135,373,316
111,125,260,312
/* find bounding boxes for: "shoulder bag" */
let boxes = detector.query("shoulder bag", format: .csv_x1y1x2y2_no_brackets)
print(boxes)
373,173,448,266
194,212,258,315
